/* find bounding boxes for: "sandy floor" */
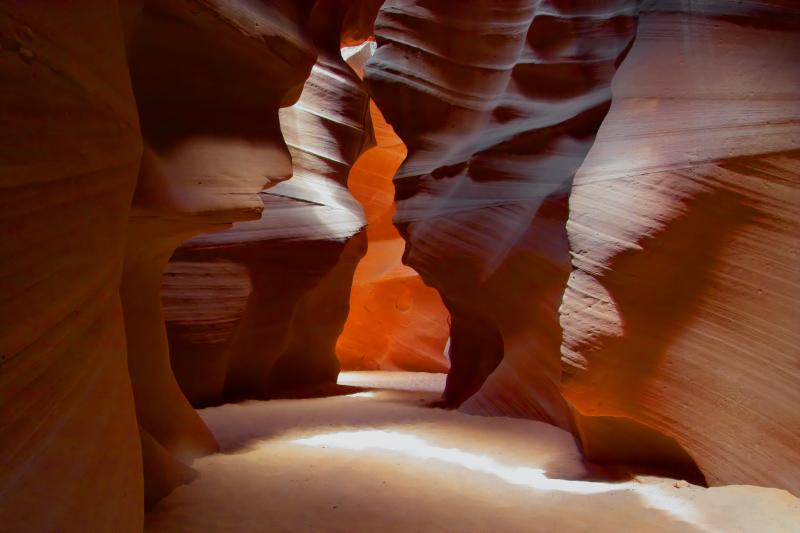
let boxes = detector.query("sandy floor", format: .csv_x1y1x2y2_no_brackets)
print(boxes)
146,372,800,532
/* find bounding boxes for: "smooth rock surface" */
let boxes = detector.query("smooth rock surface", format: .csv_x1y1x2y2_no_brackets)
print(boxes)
364,0,640,427
0,2,143,530
364,0,800,493
122,0,319,504
337,63,451,373
560,3,800,494
163,6,374,406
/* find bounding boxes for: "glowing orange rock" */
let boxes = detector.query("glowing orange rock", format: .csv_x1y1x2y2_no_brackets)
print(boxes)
338,96,450,373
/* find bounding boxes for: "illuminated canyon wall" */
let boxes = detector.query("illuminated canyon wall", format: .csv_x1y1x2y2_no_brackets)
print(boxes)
162,41,373,405
1,0,379,528
337,44,450,373
364,0,800,493
558,2,800,492
1,0,799,530
365,0,641,425
121,0,318,505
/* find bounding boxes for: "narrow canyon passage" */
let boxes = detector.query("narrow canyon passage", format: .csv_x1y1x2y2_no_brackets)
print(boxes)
145,372,799,532
2,1,799,531
336,43,451,374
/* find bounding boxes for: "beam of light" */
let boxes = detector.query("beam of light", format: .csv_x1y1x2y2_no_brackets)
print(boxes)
345,392,376,398
295,430,600,494
291,429,713,531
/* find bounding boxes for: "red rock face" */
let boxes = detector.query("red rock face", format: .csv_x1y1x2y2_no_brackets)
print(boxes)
121,0,319,505
337,45,451,372
365,0,800,492
365,0,640,425
560,3,800,493
0,2,143,530
2,0,800,528
162,8,374,406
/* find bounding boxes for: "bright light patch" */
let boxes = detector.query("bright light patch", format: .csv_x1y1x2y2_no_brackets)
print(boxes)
346,392,376,398
292,429,713,530
296,430,607,495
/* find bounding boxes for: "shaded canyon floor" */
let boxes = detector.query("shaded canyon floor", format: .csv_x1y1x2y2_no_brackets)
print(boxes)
146,372,800,532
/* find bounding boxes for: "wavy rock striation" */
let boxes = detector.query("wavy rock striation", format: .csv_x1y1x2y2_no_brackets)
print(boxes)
1,0,384,521
337,42,451,373
120,0,319,505
365,0,640,425
560,0,800,493
163,3,374,407
0,2,144,530
366,0,800,492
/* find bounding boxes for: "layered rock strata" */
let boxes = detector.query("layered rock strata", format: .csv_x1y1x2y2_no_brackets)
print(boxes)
560,1,800,493
337,43,450,373
121,0,319,504
365,0,640,426
163,6,374,406
0,2,144,530
365,0,800,493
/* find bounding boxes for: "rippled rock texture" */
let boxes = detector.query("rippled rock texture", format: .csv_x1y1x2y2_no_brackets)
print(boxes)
365,0,640,425
0,2,143,530
560,1,800,493
122,0,319,506
2,0,799,530
337,43,451,373
365,0,799,493
163,5,375,407
1,0,379,526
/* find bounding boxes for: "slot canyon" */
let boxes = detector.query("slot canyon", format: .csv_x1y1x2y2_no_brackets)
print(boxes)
1,0,798,532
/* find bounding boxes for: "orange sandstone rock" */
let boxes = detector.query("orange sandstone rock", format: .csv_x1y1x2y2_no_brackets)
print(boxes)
163,4,375,406
122,0,316,504
560,3,800,493
0,2,143,530
365,0,800,493
365,0,640,427
338,93,451,373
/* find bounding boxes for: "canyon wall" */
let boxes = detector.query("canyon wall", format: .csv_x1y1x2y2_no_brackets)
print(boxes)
365,0,640,424
337,43,451,373
163,3,375,406
1,0,380,526
0,2,143,530
2,0,799,530
122,0,318,505
560,0,800,492
365,0,800,492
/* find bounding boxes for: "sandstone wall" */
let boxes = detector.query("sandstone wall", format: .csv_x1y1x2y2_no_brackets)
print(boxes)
163,2,375,406
365,0,640,426
561,0,800,492
0,2,144,530
364,0,800,492
338,43,450,373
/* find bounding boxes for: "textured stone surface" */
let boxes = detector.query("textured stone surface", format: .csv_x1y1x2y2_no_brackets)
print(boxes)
163,7,374,406
2,0,800,529
121,0,318,503
0,2,143,530
560,2,800,493
365,0,640,425
365,0,800,493
338,45,450,372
